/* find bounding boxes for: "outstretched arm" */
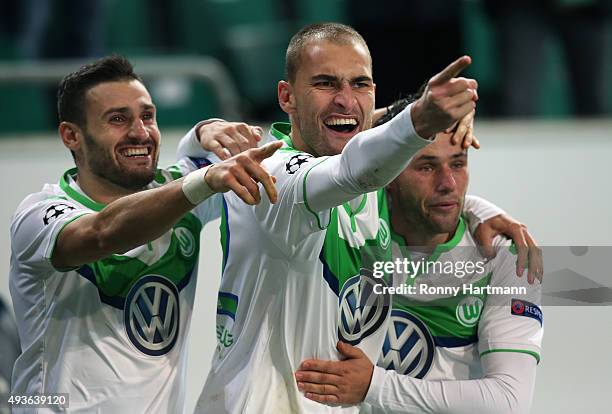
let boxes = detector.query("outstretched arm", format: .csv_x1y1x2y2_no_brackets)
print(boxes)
295,342,536,414
304,56,479,212
51,142,281,269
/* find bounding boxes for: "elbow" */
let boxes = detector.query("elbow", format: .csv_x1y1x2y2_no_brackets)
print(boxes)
493,378,533,414
354,167,392,193
91,217,125,257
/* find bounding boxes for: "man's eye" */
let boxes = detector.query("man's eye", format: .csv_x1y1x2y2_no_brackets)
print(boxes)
315,81,333,88
142,112,154,121
452,161,465,169
354,82,370,89
110,115,124,123
419,165,433,172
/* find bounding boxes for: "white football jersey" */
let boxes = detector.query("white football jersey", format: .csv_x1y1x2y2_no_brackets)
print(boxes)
9,156,218,413
373,216,543,386
195,123,394,414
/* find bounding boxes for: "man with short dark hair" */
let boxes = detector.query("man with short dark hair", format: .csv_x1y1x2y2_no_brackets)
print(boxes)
9,55,281,412
191,22,522,414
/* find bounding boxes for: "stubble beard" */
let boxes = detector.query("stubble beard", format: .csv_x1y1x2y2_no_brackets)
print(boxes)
82,132,157,191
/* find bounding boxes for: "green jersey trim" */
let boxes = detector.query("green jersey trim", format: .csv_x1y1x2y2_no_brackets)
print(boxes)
303,157,334,230
60,168,106,212
391,216,466,279
60,164,188,212
49,212,92,271
480,348,541,364
74,212,202,308
269,122,332,229
343,195,368,232
270,122,294,148
429,216,466,262
220,197,230,272
271,122,303,154
393,271,492,339
391,216,466,259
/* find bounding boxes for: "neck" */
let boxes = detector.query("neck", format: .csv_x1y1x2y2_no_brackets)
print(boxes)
289,128,314,155
391,213,450,252
389,198,454,252
74,167,137,205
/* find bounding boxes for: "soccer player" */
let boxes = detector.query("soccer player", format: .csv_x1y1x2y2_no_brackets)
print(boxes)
294,108,543,413
9,55,281,412
189,23,528,414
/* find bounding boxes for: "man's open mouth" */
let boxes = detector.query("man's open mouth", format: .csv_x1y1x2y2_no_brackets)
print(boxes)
324,117,358,134
119,146,152,158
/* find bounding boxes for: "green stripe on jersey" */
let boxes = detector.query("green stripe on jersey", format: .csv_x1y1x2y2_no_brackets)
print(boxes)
303,157,334,230
220,198,229,272
61,165,186,210
481,348,541,363
322,189,393,291
270,122,294,148
154,164,184,184
393,271,492,339
82,212,202,299
60,169,106,212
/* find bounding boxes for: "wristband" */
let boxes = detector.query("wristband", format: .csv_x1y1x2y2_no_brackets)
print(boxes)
182,165,215,205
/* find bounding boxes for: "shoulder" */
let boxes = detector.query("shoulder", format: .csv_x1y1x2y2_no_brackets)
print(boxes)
463,224,513,254
13,184,71,217
12,184,86,234
263,145,327,186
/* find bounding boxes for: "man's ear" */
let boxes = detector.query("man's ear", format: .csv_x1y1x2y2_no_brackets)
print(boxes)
59,122,83,152
278,80,296,115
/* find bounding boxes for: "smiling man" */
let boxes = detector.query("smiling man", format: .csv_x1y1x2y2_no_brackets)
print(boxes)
9,55,280,413
191,23,517,414
294,127,543,414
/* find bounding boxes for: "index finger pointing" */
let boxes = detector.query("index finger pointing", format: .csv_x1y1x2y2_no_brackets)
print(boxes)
429,55,472,86
252,141,283,162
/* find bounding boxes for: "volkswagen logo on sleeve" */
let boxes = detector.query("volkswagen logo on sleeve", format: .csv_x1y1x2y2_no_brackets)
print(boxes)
124,275,180,356
338,268,391,345
378,309,434,378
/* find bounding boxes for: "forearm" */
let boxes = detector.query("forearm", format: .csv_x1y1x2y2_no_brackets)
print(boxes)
463,195,506,233
53,177,204,268
365,352,536,414
95,181,195,253
305,103,431,212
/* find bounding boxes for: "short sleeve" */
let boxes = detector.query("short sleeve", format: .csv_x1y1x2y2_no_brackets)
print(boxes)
477,240,544,362
10,197,90,273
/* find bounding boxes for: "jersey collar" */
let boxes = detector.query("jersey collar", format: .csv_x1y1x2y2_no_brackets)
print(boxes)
59,168,107,212
270,122,295,148
391,215,466,263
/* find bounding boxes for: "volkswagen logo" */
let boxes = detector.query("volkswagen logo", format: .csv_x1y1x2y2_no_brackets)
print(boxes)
338,269,391,345
378,309,434,378
124,275,180,356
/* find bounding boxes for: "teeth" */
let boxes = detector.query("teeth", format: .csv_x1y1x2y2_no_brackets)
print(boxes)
325,118,357,126
123,147,149,157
